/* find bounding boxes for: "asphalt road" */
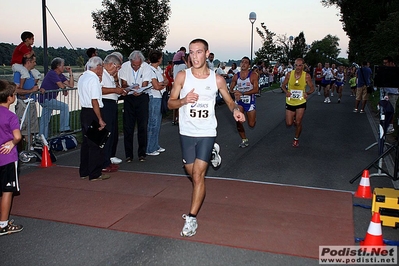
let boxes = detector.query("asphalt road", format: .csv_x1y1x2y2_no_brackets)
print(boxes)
54,85,396,191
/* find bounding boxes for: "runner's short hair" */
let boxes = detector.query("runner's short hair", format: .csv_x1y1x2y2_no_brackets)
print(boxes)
190,39,209,52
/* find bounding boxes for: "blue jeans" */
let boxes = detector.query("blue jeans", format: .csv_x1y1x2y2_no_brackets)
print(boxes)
39,99,70,138
101,99,118,168
146,96,162,153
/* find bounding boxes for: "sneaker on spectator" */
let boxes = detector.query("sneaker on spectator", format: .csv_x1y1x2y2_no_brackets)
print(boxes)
180,214,198,237
146,151,160,156
110,164,119,169
110,157,122,164
327,97,331,103
210,143,221,168
0,220,23,236
102,166,118,173
90,174,111,181
157,147,166,153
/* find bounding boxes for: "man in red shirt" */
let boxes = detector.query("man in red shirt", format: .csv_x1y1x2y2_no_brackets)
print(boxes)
11,31,41,88
273,64,279,83
164,60,174,90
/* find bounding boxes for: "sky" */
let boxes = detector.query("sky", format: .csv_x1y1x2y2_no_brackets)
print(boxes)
2,0,349,62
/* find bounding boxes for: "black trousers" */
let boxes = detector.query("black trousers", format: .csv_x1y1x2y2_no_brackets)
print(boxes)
102,99,119,168
80,108,104,179
123,94,149,159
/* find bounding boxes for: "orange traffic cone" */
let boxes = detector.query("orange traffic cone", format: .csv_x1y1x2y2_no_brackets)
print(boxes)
40,145,53,168
360,212,385,246
354,170,372,199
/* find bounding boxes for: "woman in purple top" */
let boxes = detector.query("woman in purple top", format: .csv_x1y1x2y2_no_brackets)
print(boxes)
172,47,187,80
39,57,74,138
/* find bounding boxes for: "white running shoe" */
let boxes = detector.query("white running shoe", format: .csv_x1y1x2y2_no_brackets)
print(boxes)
157,147,166,153
327,97,331,103
324,98,328,103
180,214,198,237
146,151,160,156
210,142,221,168
110,157,122,164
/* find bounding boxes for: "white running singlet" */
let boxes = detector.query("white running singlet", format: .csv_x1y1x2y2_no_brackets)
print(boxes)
179,68,218,137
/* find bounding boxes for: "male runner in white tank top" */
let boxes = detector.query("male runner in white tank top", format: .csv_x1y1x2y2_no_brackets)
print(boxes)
168,39,245,237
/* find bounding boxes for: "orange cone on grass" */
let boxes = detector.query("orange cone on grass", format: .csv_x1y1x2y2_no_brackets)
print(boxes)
40,145,53,168
360,212,384,246
354,170,372,199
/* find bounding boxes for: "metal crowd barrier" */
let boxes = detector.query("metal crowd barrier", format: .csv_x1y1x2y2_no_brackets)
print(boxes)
16,87,81,151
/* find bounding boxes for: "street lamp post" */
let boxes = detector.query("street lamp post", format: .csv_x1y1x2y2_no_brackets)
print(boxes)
249,12,256,63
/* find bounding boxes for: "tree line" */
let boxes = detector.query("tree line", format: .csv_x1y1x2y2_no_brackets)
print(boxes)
254,24,347,68
245,0,399,67
322,0,399,65
0,42,241,70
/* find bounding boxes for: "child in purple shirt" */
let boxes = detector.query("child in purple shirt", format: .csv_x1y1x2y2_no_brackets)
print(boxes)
0,80,23,236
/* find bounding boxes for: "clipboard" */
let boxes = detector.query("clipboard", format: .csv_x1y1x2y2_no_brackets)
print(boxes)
85,120,110,148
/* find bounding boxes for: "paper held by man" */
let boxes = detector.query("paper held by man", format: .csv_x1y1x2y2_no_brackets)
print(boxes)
125,83,150,95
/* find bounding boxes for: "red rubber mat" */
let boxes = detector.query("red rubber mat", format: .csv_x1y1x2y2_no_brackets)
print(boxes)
12,165,354,259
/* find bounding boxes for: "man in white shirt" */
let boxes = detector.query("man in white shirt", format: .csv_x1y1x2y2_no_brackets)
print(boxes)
321,62,334,103
215,62,228,78
77,56,110,181
119,51,152,162
206,52,215,71
100,54,125,172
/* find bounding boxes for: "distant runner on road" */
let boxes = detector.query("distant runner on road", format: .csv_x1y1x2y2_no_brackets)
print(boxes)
281,58,315,147
229,56,259,148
